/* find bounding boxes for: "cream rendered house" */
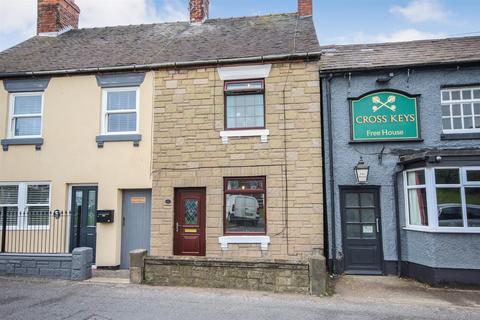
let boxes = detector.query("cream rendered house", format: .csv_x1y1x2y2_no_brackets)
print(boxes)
0,0,153,268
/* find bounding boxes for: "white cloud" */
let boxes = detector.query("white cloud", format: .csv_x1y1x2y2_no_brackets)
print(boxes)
0,0,36,36
390,0,450,23
76,0,187,28
0,0,187,51
326,28,445,45
0,0,187,37
373,28,445,42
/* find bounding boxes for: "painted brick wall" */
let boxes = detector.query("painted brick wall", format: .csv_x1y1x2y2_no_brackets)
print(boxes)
151,61,323,260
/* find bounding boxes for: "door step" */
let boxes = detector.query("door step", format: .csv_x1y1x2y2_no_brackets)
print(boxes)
87,269,130,284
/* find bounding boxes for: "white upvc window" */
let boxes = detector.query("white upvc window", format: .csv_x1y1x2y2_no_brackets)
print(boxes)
8,92,44,138
441,87,480,133
404,167,480,233
101,87,139,135
0,182,51,229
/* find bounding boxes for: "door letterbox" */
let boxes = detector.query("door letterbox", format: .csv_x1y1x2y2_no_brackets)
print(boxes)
96,210,114,223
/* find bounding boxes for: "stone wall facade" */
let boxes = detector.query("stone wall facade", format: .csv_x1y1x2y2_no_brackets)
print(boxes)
151,61,323,260
0,247,93,281
144,256,310,294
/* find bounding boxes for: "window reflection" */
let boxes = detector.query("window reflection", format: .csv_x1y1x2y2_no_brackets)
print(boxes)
225,178,266,234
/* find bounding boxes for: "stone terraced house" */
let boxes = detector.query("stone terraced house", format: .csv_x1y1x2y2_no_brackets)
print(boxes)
0,0,327,293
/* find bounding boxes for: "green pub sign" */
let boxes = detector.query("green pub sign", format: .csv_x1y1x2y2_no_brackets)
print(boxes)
350,90,420,142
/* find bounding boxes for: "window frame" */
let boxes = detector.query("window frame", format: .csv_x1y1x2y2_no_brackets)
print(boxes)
224,79,266,131
404,168,430,227
223,176,267,236
101,87,140,135
8,92,44,139
404,167,480,233
0,182,51,230
440,87,480,134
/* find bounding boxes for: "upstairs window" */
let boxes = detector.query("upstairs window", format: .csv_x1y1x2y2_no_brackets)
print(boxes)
441,87,480,133
102,88,139,134
9,93,43,138
225,80,265,130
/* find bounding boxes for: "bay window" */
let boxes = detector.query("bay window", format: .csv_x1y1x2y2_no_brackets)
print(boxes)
0,183,51,229
405,170,428,226
404,167,480,231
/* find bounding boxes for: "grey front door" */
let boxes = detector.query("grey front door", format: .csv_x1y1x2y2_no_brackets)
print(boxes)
121,190,152,269
341,187,383,274
70,186,97,262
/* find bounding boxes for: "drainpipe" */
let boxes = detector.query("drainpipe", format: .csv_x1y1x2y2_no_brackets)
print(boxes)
393,163,404,276
321,72,336,273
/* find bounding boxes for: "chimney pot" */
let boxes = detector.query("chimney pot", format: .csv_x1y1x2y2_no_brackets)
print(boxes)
190,0,209,23
298,0,313,17
37,0,80,34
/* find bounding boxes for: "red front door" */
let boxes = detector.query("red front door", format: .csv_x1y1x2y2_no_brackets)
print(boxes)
173,188,206,256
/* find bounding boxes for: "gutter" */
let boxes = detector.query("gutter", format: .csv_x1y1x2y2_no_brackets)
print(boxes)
320,72,336,273
0,52,322,79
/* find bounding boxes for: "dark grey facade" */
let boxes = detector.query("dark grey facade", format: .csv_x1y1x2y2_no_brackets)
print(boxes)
321,62,480,286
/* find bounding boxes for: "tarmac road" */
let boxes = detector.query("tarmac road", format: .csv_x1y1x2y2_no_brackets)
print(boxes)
0,276,479,320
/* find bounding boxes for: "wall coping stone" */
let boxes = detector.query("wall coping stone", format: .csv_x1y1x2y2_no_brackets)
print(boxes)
0,253,71,259
145,256,308,270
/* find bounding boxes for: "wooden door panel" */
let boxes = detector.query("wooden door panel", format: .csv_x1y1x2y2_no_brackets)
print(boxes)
174,188,206,256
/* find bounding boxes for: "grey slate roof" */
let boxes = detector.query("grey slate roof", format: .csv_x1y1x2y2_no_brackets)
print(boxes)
320,36,480,73
0,13,319,76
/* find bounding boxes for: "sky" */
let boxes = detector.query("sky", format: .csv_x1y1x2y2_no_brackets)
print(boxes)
1,0,480,51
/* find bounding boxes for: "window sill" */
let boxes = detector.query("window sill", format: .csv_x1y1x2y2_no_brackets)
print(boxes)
220,129,269,144
1,138,44,151
96,134,142,148
441,132,480,140
218,235,270,251
403,226,480,234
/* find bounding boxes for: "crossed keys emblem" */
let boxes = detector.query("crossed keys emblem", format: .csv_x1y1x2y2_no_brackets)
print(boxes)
372,96,397,112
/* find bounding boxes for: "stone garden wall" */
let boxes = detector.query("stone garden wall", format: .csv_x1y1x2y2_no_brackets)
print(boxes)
143,256,311,294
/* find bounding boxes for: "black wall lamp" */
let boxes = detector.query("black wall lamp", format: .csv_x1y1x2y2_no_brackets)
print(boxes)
354,157,370,184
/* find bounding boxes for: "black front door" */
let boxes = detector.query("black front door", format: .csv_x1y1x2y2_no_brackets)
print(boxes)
70,186,97,261
341,187,383,274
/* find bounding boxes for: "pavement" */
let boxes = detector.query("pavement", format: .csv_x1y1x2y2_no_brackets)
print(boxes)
0,275,479,320
86,269,130,284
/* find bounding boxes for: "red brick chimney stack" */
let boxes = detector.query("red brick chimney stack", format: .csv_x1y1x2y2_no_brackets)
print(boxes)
190,0,209,23
298,0,313,17
37,0,80,34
